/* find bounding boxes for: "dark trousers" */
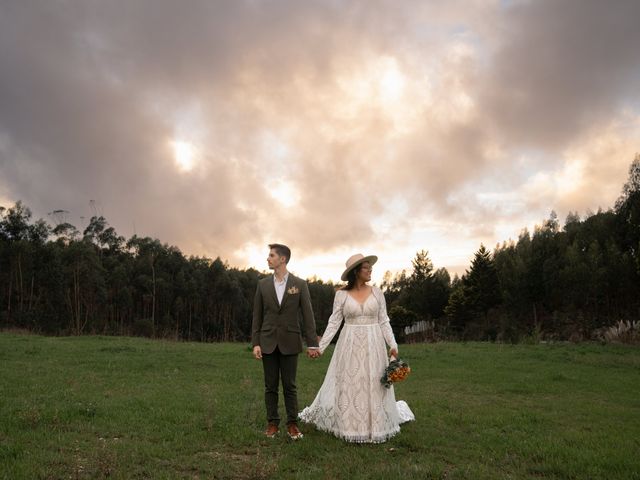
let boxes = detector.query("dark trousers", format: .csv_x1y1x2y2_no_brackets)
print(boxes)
262,347,299,425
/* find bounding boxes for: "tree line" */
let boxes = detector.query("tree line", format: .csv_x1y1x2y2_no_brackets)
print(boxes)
383,156,640,342
1,156,638,343
0,202,340,341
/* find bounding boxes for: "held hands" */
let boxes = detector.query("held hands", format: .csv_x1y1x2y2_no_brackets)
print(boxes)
306,335,323,359
252,345,262,360
307,348,321,359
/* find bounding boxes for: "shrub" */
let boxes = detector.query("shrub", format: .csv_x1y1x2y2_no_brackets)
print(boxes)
601,320,640,344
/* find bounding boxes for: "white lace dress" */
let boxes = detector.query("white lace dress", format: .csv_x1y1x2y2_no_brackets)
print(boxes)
299,287,414,443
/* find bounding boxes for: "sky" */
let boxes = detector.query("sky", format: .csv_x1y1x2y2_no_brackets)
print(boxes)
1,0,640,283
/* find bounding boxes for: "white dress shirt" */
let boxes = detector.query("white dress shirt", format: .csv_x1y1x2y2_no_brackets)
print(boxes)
273,272,289,305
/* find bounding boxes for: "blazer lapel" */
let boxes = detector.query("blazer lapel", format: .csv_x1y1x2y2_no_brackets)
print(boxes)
266,275,279,309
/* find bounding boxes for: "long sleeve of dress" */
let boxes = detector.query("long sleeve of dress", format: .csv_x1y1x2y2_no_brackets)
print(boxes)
374,287,398,351
318,290,346,354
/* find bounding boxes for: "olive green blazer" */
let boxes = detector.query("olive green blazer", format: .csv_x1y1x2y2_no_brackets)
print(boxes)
252,273,318,355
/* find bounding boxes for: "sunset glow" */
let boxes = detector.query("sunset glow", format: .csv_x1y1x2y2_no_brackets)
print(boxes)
170,140,197,172
378,58,406,103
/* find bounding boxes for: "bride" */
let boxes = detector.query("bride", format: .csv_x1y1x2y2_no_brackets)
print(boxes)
299,253,414,443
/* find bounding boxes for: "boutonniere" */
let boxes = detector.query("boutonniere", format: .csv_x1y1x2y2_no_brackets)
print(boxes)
287,286,300,295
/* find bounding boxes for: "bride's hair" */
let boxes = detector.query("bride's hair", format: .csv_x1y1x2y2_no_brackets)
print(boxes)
342,265,362,291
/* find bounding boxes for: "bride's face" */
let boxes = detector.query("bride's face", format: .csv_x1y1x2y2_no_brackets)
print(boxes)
357,262,372,283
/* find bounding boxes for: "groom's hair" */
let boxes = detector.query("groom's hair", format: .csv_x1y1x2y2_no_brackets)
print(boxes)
268,243,291,264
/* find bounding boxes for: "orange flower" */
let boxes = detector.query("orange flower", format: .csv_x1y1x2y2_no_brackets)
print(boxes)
381,358,411,388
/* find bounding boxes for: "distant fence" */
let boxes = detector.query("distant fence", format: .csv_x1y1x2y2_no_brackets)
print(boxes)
404,320,434,335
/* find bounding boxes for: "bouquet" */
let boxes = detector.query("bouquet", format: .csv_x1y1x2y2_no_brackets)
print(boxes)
380,356,411,389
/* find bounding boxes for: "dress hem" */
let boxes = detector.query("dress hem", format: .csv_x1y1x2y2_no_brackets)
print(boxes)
299,407,406,444
299,417,401,444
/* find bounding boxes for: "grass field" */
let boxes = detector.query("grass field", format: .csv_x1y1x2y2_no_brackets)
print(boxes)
1,333,639,479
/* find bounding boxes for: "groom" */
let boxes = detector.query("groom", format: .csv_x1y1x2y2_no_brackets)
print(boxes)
252,244,319,440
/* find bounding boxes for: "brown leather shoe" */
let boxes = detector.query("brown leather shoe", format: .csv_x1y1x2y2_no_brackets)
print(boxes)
287,423,303,440
264,423,279,438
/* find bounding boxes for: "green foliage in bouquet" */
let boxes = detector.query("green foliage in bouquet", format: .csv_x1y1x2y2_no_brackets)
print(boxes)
381,357,411,388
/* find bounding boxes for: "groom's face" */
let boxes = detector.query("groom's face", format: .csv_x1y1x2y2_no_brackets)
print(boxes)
267,249,286,270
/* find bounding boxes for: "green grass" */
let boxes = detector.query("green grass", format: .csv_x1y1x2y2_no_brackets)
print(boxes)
1,334,639,479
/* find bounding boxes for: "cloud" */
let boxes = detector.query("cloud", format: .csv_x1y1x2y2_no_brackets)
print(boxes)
480,0,640,150
1,0,639,279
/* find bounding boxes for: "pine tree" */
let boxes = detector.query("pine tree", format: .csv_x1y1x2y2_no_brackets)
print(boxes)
445,245,501,339
615,154,640,263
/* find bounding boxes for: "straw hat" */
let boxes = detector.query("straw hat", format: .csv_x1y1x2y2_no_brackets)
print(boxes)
340,253,378,281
